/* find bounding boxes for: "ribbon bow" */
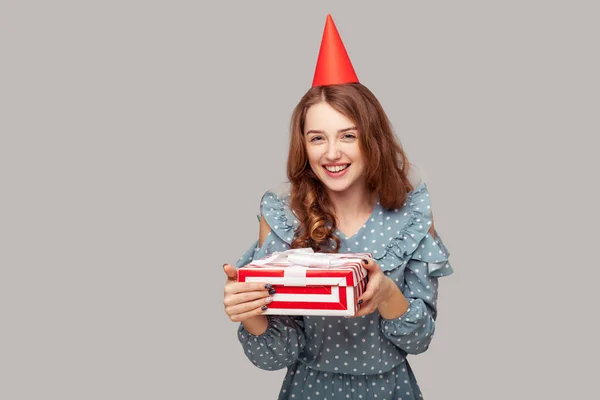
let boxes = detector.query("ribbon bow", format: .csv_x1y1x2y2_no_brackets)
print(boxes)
250,248,371,268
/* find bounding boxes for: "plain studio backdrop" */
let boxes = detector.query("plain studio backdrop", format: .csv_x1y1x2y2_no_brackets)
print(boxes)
1,1,599,399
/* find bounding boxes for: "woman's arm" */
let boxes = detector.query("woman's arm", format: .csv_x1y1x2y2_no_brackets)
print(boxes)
233,215,307,370
238,216,273,335
380,258,440,355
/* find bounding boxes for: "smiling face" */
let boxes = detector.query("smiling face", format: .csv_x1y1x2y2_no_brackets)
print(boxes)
303,102,367,195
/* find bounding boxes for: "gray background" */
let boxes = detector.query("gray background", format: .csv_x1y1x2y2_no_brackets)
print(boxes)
2,1,599,399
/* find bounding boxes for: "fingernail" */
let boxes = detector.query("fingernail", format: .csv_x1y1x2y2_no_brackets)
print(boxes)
222,263,227,269
265,296,273,304
357,299,363,305
264,283,273,290
361,259,369,265
261,305,268,311
268,288,276,295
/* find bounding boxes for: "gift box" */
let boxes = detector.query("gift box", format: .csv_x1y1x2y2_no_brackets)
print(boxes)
238,248,370,316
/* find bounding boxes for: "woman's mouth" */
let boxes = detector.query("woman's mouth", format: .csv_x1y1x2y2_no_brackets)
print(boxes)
324,164,349,172
323,164,350,177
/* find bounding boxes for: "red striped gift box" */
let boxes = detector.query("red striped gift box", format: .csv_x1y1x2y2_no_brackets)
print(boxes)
238,249,370,316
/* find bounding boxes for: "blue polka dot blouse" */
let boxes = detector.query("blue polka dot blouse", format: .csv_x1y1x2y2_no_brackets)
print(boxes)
234,182,454,399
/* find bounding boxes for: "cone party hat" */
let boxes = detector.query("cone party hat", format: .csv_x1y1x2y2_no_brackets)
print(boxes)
312,14,359,87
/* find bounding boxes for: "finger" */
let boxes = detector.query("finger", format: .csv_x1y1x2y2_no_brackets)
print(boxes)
349,298,366,318
224,289,273,307
229,301,272,323
226,294,273,317
351,299,376,318
223,264,238,281
360,258,381,273
356,277,379,305
357,287,375,305
225,281,276,295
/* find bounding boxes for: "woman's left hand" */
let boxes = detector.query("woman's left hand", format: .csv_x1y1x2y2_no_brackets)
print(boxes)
352,258,395,318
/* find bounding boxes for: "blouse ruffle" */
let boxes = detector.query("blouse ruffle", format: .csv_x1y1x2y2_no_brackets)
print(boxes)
372,183,454,277
249,183,453,278
259,190,298,245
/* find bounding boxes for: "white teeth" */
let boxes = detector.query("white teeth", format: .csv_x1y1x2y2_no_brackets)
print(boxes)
325,164,349,173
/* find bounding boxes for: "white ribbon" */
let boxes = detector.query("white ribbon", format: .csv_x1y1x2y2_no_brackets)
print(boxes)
250,248,369,268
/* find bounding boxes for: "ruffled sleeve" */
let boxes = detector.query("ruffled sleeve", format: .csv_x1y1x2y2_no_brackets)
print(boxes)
233,190,307,371
259,189,299,245
373,182,454,276
235,190,298,269
376,183,453,354
410,228,454,277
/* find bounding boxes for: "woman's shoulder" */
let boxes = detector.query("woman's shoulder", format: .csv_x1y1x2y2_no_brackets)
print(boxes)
379,163,430,233
377,179,432,241
259,183,298,245
259,182,293,215
261,182,291,203
373,177,452,276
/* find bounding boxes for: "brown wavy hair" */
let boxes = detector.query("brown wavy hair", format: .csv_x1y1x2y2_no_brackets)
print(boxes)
287,83,414,252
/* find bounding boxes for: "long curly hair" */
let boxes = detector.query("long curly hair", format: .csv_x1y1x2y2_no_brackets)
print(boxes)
287,83,414,252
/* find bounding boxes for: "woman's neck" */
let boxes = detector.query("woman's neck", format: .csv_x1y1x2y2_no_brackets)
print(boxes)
326,184,377,229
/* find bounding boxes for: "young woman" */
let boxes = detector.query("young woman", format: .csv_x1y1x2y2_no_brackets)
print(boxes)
223,15,453,400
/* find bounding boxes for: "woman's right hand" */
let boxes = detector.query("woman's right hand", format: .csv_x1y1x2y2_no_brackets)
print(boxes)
223,263,275,323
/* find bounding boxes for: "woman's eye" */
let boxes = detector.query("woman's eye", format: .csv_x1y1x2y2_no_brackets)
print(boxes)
343,133,357,139
310,136,323,142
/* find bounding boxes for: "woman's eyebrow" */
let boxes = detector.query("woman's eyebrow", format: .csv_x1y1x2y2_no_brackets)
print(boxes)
305,126,357,135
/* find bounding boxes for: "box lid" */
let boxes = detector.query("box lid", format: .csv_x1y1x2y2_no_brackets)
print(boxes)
238,249,370,287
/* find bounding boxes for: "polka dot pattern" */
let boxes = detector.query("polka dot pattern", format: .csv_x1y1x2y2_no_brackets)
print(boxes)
233,183,453,399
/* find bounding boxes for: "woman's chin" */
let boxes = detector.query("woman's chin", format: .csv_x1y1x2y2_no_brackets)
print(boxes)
320,180,352,194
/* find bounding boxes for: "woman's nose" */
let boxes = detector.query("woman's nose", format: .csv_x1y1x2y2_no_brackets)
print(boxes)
326,142,341,160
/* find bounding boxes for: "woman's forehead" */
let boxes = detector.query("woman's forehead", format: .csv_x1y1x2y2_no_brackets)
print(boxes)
304,102,356,132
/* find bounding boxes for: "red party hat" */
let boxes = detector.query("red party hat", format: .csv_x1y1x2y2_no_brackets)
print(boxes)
312,14,359,87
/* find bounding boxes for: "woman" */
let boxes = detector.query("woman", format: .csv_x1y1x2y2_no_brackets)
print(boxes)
223,15,453,400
